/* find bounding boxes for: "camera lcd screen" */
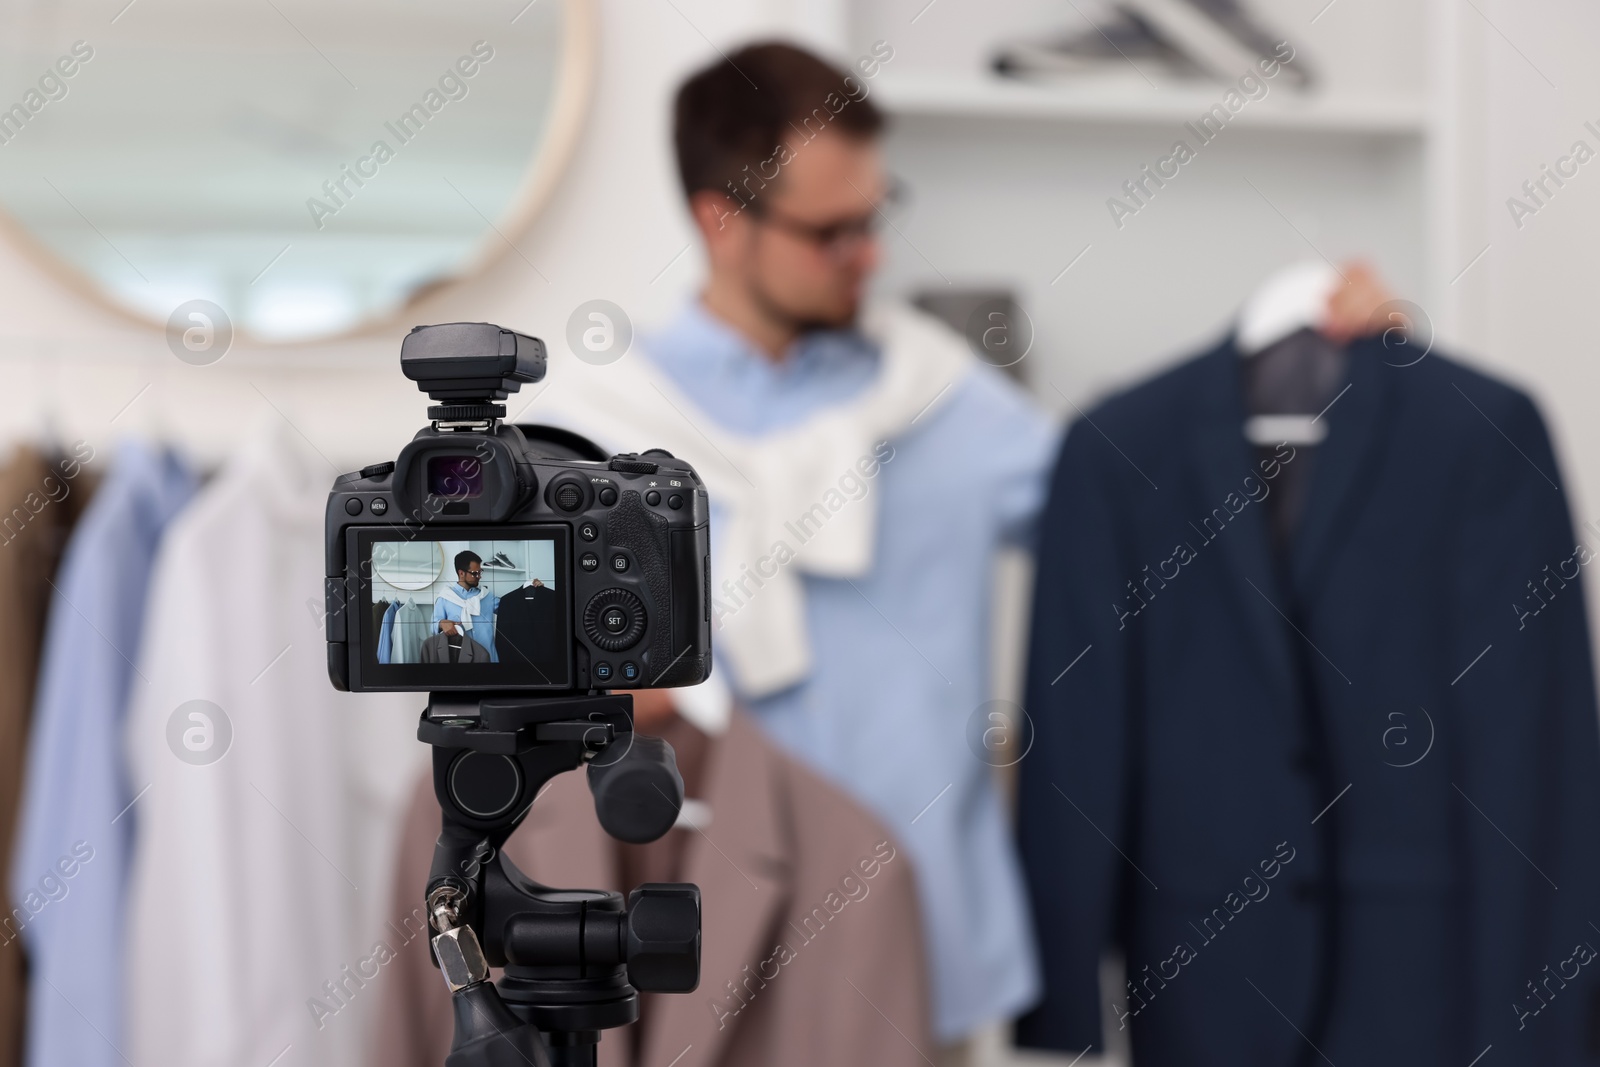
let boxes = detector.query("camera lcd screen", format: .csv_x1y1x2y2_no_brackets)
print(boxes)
356,527,571,689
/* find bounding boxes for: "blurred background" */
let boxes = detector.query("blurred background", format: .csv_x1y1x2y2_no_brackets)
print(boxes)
0,1,1596,1066
0,0,1588,492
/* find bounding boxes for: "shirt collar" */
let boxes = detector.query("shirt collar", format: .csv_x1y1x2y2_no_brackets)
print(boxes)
647,300,876,386
452,584,482,598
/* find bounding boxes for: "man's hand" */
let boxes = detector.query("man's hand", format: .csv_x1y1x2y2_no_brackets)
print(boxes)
439,620,459,636
530,579,544,589
1322,261,1395,345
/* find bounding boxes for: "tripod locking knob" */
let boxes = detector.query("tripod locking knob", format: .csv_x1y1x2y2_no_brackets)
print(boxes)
625,883,701,993
587,734,684,844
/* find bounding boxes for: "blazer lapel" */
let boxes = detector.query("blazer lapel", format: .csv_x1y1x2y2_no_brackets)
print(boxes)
1288,338,1395,600
642,714,791,1067
1190,339,1299,707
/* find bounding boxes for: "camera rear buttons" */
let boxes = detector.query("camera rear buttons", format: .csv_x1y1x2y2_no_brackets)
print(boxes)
594,662,614,683
370,498,389,516
645,490,660,505
598,486,617,506
554,483,584,511
579,522,598,541
584,588,646,651
610,554,629,573
580,552,600,572
620,662,639,682
668,494,682,510
344,498,362,515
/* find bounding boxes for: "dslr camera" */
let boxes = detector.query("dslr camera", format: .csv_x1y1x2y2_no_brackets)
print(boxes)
323,323,709,1067
324,321,712,695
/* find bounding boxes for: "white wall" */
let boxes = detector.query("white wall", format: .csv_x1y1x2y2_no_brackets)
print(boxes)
1437,0,1600,537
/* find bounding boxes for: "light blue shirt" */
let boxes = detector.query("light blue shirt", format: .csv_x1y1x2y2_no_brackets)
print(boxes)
431,584,500,662
647,303,1060,1040
11,440,196,1067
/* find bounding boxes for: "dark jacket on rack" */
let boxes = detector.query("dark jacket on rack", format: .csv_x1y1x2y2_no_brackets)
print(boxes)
495,583,564,684
1016,336,1600,1066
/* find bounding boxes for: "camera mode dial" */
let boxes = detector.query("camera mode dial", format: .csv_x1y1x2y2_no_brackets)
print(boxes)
584,588,646,652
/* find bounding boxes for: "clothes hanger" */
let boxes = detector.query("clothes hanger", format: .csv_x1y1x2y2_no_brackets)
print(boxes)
1235,260,1342,447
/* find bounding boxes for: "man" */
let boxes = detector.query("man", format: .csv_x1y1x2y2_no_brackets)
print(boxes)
431,550,500,661
627,42,1056,1055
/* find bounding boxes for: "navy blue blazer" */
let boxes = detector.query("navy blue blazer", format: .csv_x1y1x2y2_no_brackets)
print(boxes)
1017,336,1600,1065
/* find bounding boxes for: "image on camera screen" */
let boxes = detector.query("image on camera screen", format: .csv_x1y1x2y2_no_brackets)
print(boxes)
363,532,570,688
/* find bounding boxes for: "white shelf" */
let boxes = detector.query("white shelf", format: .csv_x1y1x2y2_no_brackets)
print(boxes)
874,72,1429,136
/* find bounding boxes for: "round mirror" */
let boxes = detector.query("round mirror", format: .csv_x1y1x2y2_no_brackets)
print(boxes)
0,0,592,343
373,541,443,591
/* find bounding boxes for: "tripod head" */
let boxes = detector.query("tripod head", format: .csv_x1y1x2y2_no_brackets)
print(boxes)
420,692,701,1067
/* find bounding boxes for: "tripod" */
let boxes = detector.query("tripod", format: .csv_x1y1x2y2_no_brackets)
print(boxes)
418,692,702,1067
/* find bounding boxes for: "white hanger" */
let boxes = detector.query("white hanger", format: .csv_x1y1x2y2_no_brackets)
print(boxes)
1236,261,1342,446
1236,260,1341,356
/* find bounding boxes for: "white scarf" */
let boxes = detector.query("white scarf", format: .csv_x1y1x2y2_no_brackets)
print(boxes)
436,585,483,631
537,302,974,698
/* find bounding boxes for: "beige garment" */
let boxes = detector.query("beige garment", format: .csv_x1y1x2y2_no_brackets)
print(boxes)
0,447,98,1067
366,711,933,1067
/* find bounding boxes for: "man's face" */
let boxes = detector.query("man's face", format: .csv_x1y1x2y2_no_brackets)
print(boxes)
719,130,887,330
458,562,481,589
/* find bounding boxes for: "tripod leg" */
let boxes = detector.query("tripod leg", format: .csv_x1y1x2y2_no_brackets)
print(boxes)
444,984,551,1067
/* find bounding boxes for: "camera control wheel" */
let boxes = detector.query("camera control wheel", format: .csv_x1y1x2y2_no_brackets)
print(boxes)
584,588,646,652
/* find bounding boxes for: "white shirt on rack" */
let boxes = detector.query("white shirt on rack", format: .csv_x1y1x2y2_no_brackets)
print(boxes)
124,425,423,1067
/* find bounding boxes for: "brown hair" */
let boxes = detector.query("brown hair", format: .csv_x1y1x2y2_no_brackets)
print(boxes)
672,41,885,202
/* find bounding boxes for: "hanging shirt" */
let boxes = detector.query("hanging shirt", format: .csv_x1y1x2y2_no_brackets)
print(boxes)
9,440,193,1067
376,600,399,665
392,601,430,664
431,584,500,662
642,302,1058,1041
123,425,424,1067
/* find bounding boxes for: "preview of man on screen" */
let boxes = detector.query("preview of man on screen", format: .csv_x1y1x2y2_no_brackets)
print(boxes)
371,539,565,683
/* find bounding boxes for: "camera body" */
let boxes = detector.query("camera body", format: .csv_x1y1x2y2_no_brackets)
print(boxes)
324,322,712,695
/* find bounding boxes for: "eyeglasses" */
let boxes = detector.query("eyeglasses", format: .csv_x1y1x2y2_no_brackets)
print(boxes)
462,568,481,577
744,178,907,258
